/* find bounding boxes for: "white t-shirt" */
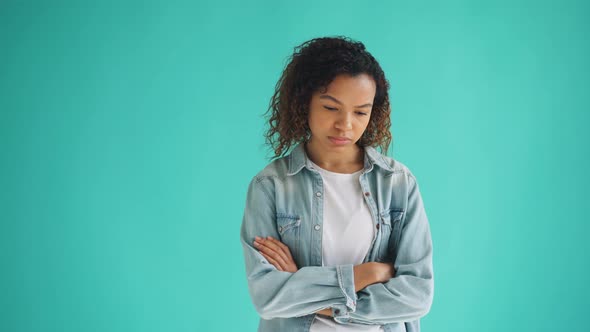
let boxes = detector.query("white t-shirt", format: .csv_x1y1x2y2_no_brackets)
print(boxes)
308,159,384,332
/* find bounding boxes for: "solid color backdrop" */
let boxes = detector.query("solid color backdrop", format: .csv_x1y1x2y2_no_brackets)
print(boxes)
1,1,589,331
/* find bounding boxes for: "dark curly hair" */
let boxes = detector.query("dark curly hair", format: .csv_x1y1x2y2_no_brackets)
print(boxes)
264,35,392,160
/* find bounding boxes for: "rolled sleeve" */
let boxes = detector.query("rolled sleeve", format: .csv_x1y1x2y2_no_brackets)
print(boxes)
336,264,357,312
332,264,357,324
344,172,434,325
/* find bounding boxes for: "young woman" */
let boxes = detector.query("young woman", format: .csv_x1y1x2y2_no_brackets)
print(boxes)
240,36,434,332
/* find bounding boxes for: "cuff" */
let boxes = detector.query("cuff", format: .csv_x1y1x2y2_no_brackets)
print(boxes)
335,264,357,318
332,303,352,324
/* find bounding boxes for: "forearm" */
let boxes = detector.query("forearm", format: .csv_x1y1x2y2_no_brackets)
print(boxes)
316,308,333,316
353,263,377,292
245,250,358,319
344,273,434,324
335,175,434,325
314,263,379,317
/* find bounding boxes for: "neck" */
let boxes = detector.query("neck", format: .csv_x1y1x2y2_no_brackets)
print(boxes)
304,139,364,172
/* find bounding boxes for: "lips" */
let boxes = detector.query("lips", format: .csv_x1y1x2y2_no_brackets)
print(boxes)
328,136,351,145
329,136,350,141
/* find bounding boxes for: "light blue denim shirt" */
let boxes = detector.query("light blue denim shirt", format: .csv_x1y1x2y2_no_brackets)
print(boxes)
240,142,434,332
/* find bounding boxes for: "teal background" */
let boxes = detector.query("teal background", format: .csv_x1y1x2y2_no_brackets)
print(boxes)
1,1,589,331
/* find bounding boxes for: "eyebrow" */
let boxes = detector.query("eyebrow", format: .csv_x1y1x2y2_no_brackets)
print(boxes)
319,95,373,108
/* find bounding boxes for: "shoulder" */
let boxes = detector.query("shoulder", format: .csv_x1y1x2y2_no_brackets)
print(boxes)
370,149,420,187
373,155,427,207
367,146,415,177
251,155,290,184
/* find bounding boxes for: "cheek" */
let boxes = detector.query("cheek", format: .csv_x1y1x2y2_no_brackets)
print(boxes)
307,115,322,134
309,112,329,128
355,116,371,127
307,114,316,129
355,119,371,134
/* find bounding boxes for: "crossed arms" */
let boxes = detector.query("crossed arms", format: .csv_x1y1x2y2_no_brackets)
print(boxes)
253,235,396,317
240,173,433,325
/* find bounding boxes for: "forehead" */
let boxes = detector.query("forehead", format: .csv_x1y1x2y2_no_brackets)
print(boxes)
319,73,376,101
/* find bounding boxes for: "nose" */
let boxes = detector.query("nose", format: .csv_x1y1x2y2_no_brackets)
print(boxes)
335,112,353,131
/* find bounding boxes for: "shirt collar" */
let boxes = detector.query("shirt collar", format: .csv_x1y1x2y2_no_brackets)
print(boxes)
286,142,394,176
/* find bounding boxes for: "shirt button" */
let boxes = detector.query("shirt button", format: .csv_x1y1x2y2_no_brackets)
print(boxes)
334,309,341,314
316,192,322,197
314,224,321,231
376,223,380,230
364,192,370,197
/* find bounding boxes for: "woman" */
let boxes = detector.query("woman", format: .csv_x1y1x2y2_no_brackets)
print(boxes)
240,36,434,332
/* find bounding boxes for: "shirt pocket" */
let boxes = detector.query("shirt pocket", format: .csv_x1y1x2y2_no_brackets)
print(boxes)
276,213,302,260
377,208,405,262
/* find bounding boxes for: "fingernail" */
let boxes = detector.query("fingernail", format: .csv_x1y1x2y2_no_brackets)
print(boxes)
255,236,261,240
267,236,273,240
253,241,259,246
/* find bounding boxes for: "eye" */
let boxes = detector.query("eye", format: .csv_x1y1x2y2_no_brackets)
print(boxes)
356,111,368,116
323,106,338,111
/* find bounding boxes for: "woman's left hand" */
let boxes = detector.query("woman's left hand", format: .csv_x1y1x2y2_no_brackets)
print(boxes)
253,236,298,273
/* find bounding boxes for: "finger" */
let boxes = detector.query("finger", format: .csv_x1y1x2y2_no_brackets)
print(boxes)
267,237,294,264
256,240,288,270
262,237,290,263
257,238,288,262
260,251,283,271
260,251,281,270
254,239,278,263
263,238,295,271
260,249,287,272
267,236,294,260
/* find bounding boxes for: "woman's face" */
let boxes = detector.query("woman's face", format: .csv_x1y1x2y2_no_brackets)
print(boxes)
308,73,376,152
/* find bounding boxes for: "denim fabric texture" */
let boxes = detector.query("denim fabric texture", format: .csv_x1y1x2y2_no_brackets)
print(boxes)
240,142,434,332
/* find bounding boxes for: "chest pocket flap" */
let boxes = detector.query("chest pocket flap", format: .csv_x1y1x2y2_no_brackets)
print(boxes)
378,208,405,261
276,213,302,259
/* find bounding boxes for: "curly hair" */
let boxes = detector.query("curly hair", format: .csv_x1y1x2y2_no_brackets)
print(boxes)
264,35,392,160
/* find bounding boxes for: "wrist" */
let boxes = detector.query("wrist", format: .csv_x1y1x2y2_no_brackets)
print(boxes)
353,263,374,292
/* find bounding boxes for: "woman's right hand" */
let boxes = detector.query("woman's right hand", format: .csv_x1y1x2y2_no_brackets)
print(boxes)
253,236,299,273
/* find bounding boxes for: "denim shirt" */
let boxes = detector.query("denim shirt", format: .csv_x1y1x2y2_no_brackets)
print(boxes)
240,142,434,332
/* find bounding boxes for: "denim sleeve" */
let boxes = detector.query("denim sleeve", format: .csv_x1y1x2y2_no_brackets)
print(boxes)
333,172,434,325
240,176,358,320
